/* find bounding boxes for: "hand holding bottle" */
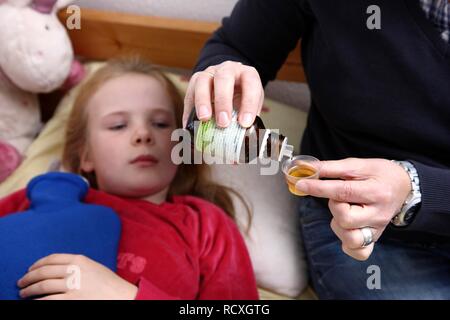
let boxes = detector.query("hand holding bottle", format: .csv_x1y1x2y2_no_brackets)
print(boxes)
183,61,265,129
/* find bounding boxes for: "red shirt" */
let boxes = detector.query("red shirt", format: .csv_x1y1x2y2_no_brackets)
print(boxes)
0,188,259,300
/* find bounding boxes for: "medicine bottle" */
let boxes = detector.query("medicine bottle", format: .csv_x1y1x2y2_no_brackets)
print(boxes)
185,109,293,163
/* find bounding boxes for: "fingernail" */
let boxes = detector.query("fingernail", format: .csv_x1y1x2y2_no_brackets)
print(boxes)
197,105,210,120
296,180,308,192
217,111,230,127
240,112,254,127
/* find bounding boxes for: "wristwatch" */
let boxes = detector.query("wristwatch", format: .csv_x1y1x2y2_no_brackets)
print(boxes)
391,160,422,227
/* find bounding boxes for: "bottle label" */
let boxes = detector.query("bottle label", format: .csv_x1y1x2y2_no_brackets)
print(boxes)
195,111,246,163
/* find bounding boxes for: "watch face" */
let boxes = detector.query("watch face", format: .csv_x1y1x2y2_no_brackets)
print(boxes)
405,204,420,222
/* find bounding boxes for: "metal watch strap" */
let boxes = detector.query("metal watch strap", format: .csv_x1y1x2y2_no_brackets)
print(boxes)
391,160,422,227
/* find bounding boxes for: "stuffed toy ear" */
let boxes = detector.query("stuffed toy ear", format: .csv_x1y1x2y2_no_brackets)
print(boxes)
3,0,33,7
29,0,56,13
2,1,74,12
29,0,72,14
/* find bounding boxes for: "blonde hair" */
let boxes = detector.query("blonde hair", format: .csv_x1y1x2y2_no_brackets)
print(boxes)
62,56,251,225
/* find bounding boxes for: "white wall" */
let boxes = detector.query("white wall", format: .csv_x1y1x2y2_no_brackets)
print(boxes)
74,0,238,22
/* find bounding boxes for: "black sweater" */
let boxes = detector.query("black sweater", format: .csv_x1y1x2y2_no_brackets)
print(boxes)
194,0,450,240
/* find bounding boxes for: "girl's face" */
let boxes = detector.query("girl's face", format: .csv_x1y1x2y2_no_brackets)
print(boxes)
80,73,178,202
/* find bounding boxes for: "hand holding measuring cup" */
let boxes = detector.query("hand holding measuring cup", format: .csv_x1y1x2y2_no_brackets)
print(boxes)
287,157,412,261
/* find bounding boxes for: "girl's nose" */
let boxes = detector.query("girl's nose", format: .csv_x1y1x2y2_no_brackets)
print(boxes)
132,128,154,146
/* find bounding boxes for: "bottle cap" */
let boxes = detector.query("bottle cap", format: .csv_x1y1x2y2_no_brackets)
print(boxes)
259,130,294,161
280,138,294,160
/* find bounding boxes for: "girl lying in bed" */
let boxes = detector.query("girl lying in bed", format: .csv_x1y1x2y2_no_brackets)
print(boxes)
0,57,258,300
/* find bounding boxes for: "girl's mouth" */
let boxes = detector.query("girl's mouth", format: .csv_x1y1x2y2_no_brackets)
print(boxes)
130,154,159,166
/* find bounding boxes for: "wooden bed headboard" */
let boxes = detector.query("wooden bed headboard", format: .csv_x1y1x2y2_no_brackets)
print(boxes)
58,8,305,82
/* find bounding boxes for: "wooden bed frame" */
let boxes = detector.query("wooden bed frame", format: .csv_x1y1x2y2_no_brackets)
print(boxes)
58,8,305,82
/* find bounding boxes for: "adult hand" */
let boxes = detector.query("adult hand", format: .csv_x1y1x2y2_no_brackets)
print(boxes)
183,61,264,128
295,158,412,261
18,254,138,300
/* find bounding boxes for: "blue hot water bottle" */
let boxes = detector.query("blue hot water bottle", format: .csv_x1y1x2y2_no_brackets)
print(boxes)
0,172,121,299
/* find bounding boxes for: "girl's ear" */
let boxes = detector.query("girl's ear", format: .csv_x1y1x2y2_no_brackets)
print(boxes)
80,147,94,173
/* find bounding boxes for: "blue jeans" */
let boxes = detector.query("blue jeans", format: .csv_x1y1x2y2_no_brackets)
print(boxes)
298,196,450,299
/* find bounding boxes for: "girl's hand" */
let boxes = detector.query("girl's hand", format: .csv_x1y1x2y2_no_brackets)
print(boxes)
17,254,138,300
295,158,412,261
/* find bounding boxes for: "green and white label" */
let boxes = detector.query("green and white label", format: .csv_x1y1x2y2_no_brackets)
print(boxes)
195,111,246,163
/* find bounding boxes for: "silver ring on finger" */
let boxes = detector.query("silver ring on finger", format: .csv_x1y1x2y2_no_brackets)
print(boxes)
360,227,373,248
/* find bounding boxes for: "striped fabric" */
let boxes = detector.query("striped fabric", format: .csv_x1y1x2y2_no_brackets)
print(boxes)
420,0,449,42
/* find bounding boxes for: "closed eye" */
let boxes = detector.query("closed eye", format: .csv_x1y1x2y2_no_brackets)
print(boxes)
153,122,170,128
109,124,126,131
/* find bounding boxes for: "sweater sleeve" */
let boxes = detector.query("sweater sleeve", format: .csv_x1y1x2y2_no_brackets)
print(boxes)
194,0,309,85
195,201,259,300
134,277,181,300
0,189,29,218
403,160,450,237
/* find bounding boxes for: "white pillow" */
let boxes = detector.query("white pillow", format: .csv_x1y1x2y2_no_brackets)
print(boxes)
211,161,309,298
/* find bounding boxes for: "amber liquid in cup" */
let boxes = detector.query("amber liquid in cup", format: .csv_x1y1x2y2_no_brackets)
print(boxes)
285,164,318,196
